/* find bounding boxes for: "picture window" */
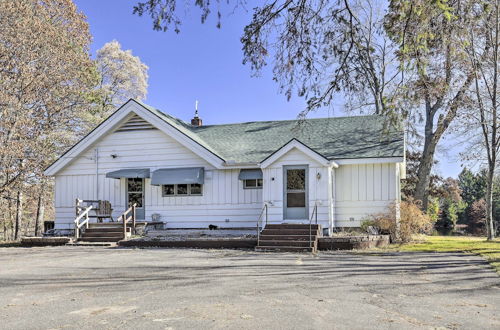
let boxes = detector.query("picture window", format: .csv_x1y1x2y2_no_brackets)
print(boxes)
162,184,203,196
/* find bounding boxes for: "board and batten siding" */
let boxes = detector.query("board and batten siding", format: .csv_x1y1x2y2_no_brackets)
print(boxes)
333,162,400,227
262,148,332,226
54,128,262,230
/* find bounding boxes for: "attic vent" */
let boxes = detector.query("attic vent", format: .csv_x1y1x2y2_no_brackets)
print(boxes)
115,115,157,132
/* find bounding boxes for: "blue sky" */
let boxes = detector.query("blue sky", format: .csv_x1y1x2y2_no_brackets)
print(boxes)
74,0,332,123
74,0,462,177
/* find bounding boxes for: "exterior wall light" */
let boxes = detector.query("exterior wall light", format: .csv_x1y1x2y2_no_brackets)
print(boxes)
316,172,321,180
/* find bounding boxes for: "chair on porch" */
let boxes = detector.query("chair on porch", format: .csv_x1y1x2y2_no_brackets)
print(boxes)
76,199,114,223
95,200,114,222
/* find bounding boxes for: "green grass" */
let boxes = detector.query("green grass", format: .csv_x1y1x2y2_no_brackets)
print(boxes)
386,236,500,273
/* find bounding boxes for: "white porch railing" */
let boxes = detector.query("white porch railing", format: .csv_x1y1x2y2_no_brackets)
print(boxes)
74,205,92,240
256,203,268,246
117,204,137,239
309,202,319,249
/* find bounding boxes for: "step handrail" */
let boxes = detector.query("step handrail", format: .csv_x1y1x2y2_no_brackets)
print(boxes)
256,203,268,246
309,202,319,251
117,203,137,239
74,205,93,240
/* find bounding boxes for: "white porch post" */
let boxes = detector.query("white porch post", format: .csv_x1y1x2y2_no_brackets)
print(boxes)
329,166,336,236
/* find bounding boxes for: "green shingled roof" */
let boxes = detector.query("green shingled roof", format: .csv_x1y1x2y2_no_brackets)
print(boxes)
137,100,404,164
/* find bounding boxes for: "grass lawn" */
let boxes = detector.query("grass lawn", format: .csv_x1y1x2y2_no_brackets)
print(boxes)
387,236,500,273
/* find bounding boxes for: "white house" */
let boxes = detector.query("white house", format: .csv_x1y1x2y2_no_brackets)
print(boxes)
44,99,405,235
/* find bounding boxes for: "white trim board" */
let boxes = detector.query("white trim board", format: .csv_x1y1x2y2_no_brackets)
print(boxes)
334,157,404,165
260,139,338,169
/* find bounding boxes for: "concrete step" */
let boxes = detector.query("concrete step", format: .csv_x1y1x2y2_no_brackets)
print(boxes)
84,227,127,233
261,229,320,236
82,231,123,238
259,235,316,241
255,246,315,252
257,240,314,247
66,242,115,247
78,237,122,243
88,223,123,228
88,221,148,227
265,224,321,230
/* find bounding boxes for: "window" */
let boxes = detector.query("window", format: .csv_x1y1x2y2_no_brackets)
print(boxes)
127,178,144,207
177,184,188,195
190,183,203,195
243,179,263,189
162,184,203,196
163,184,175,196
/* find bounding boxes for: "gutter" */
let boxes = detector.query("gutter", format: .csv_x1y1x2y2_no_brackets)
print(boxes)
223,161,260,169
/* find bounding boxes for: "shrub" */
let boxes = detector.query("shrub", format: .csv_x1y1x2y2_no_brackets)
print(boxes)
427,197,440,223
371,199,435,243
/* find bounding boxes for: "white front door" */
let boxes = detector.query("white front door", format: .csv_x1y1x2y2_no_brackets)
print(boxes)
283,165,308,220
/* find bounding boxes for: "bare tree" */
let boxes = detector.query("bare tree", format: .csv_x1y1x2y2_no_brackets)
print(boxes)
134,1,402,118
462,0,500,240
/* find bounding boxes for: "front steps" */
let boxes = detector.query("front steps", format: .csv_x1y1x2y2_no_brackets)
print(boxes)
256,224,321,252
79,223,131,243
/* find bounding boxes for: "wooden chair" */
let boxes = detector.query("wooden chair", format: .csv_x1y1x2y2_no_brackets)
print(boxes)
96,200,114,222
76,199,114,223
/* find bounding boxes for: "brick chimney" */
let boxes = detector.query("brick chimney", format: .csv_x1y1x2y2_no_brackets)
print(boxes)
191,100,202,126
191,112,202,126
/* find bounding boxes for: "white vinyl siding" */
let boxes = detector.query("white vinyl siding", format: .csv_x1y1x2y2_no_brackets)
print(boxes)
54,129,262,230
334,163,399,227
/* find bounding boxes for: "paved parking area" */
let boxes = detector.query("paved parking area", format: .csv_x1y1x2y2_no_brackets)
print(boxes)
0,246,499,329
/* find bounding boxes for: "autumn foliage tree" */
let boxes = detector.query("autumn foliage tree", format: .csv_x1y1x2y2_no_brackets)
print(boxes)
468,199,487,236
0,0,95,239
384,0,487,211
90,40,149,125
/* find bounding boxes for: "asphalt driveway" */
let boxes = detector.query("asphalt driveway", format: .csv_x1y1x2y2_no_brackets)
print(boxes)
0,246,498,329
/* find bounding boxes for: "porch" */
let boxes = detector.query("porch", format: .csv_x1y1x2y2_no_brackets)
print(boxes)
72,197,325,252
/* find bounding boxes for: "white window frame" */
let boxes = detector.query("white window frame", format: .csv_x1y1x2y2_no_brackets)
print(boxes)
243,179,263,189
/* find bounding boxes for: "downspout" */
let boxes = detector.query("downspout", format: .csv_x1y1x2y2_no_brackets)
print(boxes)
95,148,99,200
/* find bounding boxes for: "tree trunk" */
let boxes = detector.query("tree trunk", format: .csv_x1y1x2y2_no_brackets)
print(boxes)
485,166,495,240
34,193,45,236
486,0,499,241
14,190,22,241
414,114,439,210
8,196,14,241
2,205,6,241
